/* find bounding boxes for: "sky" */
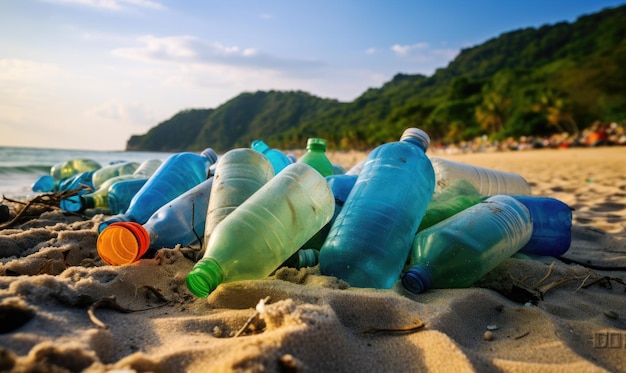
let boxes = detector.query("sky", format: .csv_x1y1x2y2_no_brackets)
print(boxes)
2,0,625,151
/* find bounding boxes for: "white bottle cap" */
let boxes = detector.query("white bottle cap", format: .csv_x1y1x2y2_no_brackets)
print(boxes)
400,128,430,151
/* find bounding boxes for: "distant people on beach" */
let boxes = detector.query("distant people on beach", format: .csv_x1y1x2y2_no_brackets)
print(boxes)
432,121,626,155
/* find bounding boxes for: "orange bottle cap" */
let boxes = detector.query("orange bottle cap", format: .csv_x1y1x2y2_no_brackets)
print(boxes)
97,222,150,265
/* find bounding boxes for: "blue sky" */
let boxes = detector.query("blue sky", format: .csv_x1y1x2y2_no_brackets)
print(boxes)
2,0,624,150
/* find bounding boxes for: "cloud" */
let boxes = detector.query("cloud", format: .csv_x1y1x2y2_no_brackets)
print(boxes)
365,47,378,55
86,99,158,126
41,0,166,11
112,34,325,74
0,58,61,81
391,42,429,56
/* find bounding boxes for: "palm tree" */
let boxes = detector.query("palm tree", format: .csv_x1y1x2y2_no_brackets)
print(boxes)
531,89,579,136
475,91,511,134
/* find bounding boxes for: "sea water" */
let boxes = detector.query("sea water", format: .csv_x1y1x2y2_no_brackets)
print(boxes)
0,146,177,200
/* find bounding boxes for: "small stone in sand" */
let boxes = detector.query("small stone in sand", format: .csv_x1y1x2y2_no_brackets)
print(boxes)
483,331,495,341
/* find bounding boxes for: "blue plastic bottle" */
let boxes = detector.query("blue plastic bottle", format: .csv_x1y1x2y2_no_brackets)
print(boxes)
107,178,149,215
31,175,56,192
402,195,533,294
97,150,218,233
512,196,573,256
319,128,435,289
97,177,214,265
251,139,292,174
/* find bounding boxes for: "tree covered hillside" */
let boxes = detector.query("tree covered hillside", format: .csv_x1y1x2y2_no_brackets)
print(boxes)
127,4,626,153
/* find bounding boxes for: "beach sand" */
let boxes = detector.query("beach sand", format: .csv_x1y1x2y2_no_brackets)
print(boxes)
1,146,625,372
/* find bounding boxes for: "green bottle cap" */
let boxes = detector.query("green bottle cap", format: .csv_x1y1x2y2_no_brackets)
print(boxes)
307,138,327,151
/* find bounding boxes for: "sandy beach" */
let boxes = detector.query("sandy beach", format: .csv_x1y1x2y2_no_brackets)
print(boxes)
1,146,625,372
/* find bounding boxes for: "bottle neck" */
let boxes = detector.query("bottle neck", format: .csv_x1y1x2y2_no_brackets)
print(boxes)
186,257,225,298
402,265,433,294
401,137,428,152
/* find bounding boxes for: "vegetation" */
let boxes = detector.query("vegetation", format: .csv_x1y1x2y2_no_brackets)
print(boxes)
127,4,626,153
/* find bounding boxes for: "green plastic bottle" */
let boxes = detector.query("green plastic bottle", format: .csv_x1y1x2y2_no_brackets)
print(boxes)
196,148,274,260
186,162,334,298
297,138,334,177
418,179,485,232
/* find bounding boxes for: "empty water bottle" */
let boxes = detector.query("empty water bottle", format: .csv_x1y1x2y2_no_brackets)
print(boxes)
61,159,163,213
513,196,572,256
300,174,357,251
319,128,435,289
50,158,101,183
107,178,149,215
430,157,531,196
274,248,320,273
186,162,334,298
402,195,533,294
92,161,139,189
298,138,334,177
97,177,215,265
418,179,484,232
98,150,218,233
251,139,292,174
31,175,56,192
197,148,274,260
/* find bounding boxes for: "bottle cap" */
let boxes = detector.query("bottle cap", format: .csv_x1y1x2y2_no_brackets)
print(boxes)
400,128,430,151
201,148,219,164
306,138,327,151
186,258,224,298
402,265,433,294
298,248,320,268
97,222,150,265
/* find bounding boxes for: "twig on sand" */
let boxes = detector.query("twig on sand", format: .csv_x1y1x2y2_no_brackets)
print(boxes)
0,189,88,229
87,295,170,329
234,296,271,338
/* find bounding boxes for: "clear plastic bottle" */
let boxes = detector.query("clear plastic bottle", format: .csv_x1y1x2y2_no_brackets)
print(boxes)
61,174,138,212
512,196,573,256
297,138,334,177
186,162,334,298
50,158,101,183
430,157,532,196
97,150,218,233
345,160,364,176
418,179,484,232
97,177,215,265
61,159,163,213
319,128,435,289
300,174,358,251
91,161,139,190
197,148,274,260
402,195,533,294
251,139,292,174
107,178,149,215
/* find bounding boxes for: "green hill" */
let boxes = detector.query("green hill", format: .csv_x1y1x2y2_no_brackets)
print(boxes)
127,4,626,153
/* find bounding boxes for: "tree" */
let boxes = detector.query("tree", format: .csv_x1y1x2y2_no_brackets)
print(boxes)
531,89,579,135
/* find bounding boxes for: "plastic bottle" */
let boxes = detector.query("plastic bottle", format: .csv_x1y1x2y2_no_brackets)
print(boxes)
61,174,138,212
197,148,274,260
61,159,163,213
57,170,96,193
251,139,292,174
300,174,358,251
345,160,364,176
273,248,320,274
107,178,149,215
512,196,573,256
97,150,218,233
97,177,215,266
319,128,435,289
430,157,532,196
50,159,101,183
332,163,346,175
418,179,484,232
186,162,334,298
297,138,334,177
402,195,533,294
91,161,139,190
31,175,56,192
